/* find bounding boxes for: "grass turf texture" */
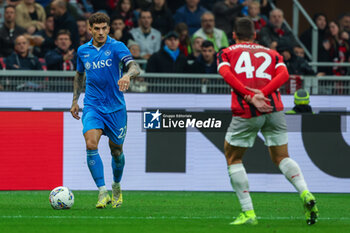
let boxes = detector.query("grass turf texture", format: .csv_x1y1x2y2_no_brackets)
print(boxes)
0,191,349,233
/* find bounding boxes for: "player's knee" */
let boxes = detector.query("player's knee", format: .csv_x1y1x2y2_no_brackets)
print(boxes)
111,147,123,159
86,139,98,150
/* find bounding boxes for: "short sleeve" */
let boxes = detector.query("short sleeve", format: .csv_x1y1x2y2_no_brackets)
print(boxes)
217,50,231,72
115,42,134,66
76,51,84,73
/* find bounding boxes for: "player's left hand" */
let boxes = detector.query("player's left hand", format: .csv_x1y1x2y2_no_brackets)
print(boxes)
118,75,130,92
244,87,270,103
251,94,273,112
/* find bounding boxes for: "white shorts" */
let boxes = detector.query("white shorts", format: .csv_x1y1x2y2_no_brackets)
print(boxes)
225,111,288,148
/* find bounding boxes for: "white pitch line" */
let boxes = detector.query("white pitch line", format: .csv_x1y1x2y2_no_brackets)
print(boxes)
0,215,349,221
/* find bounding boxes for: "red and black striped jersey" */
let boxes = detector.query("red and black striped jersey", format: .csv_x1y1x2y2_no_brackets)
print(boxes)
217,42,288,118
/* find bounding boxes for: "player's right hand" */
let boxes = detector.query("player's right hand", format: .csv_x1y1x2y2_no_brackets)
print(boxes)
70,103,80,120
250,94,274,113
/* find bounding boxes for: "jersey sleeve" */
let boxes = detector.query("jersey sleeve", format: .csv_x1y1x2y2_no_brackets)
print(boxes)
115,42,134,66
217,50,255,97
76,49,84,73
217,50,231,71
274,54,286,70
261,53,289,96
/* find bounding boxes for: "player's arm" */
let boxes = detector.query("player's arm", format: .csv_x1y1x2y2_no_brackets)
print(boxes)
218,65,255,97
261,60,289,96
118,61,140,92
217,51,272,112
70,71,85,120
217,51,255,97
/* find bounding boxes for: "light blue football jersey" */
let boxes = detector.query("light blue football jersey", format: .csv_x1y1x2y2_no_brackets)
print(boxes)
77,36,133,113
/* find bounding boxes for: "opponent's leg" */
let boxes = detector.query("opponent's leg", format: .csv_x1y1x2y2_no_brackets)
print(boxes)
109,140,124,208
225,141,257,226
84,129,111,208
269,145,318,225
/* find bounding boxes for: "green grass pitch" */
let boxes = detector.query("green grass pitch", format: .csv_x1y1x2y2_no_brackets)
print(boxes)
0,191,349,233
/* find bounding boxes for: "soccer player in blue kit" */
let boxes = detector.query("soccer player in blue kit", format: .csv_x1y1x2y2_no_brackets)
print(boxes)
70,12,140,208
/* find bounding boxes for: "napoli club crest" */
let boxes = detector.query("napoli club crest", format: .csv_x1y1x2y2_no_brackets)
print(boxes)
85,62,91,70
105,50,111,56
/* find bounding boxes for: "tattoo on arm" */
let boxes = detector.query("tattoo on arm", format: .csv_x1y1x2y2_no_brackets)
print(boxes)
72,72,85,104
125,61,141,79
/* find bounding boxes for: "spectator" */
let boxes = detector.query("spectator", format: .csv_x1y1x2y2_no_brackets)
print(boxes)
45,30,76,70
279,46,315,75
175,22,192,57
293,45,305,58
247,1,266,39
50,0,79,49
188,36,204,60
339,13,350,35
111,0,136,31
33,14,55,58
128,40,141,59
212,0,245,38
130,10,161,59
15,0,46,35
300,13,328,57
189,40,216,73
173,0,208,35
285,89,313,114
324,21,350,76
146,31,188,73
77,17,91,45
150,0,174,36
259,0,273,19
5,35,42,70
259,8,297,52
0,5,26,57
193,12,229,52
110,15,134,45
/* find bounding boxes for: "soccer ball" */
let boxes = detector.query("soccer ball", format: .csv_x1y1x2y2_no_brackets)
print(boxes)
49,186,74,210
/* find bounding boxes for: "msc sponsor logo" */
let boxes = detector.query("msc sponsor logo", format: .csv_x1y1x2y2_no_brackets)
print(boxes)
92,59,112,69
85,59,113,70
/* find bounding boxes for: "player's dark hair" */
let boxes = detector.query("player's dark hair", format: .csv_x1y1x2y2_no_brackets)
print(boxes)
89,12,110,27
235,17,255,41
201,40,214,48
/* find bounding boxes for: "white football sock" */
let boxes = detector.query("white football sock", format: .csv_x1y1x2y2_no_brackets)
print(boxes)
279,157,308,194
228,163,253,212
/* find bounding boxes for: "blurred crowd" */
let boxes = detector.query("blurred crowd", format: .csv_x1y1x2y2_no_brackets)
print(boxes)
0,0,350,79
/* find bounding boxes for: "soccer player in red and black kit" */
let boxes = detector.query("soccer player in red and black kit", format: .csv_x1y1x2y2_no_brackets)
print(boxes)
217,18,318,225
